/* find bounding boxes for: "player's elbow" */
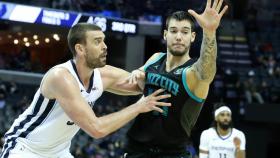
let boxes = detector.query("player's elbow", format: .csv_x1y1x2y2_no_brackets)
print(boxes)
194,63,216,82
90,132,106,139
88,122,108,139
89,128,107,139
206,73,216,83
201,66,216,83
198,73,215,83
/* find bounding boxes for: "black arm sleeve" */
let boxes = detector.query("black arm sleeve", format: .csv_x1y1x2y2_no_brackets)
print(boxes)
180,99,204,136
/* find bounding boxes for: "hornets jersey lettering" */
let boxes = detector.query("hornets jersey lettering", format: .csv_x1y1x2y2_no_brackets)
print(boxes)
127,53,205,152
146,73,179,96
1,60,103,158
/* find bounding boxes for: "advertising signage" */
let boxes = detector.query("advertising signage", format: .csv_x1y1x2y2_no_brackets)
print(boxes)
0,2,137,35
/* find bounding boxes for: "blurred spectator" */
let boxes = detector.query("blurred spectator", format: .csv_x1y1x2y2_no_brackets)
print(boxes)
0,135,4,151
260,80,271,103
73,147,84,157
52,0,74,10
0,93,6,110
266,55,276,76
0,81,7,98
14,95,29,113
243,71,264,104
223,69,240,102
275,65,280,79
7,82,18,95
75,0,103,13
246,3,258,32
83,142,97,155
252,44,265,67
262,42,273,55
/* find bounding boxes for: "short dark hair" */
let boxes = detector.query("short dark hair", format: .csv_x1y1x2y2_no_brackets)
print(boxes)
165,11,195,31
67,23,102,57
213,102,227,113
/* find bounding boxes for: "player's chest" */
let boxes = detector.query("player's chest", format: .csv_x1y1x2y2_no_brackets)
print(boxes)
145,71,183,95
80,86,102,107
209,138,235,152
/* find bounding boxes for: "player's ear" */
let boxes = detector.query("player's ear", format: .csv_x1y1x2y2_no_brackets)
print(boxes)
214,116,218,121
191,31,196,43
75,44,84,56
163,29,167,40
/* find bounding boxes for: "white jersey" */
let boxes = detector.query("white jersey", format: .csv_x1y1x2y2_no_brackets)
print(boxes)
1,60,103,158
199,127,246,158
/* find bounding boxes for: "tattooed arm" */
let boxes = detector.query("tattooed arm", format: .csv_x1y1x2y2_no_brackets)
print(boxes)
183,0,228,99
187,0,228,83
192,32,217,82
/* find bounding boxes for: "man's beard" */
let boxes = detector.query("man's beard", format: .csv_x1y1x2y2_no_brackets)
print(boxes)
218,121,232,130
85,53,105,69
168,43,190,56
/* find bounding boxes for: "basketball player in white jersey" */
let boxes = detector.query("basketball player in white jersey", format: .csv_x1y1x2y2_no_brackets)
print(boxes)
199,104,246,158
0,23,171,158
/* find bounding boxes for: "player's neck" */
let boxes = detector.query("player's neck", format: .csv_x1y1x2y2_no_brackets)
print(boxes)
73,59,94,88
166,52,191,72
217,127,231,136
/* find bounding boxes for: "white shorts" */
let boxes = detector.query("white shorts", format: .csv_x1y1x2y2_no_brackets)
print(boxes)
1,142,74,158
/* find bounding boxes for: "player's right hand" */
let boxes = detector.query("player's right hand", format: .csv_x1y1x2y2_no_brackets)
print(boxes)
119,69,145,90
233,137,241,149
129,69,145,84
135,89,171,113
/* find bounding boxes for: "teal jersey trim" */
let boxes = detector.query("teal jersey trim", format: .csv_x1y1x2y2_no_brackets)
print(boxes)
182,67,205,103
144,53,165,72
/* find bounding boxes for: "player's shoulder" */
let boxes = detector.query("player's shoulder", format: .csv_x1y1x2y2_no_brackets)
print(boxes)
98,65,116,73
48,66,72,78
201,127,216,137
98,65,122,79
42,66,76,89
148,52,166,60
45,61,72,77
232,128,245,137
41,65,76,99
153,52,165,56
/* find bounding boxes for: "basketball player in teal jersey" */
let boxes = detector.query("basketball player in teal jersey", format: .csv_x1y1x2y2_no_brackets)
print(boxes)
123,0,228,157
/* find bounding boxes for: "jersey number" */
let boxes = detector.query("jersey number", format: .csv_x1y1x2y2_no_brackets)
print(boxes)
219,153,227,158
148,88,169,116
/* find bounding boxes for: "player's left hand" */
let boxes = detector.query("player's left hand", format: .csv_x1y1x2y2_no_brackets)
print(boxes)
188,0,228,33
233,137,241,149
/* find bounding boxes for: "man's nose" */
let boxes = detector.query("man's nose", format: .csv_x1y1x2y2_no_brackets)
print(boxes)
175,32,183,40
103,42,107,49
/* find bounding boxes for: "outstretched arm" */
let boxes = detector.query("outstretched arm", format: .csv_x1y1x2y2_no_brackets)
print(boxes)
98,65,142,95
41,68,171,139
118,52,164,91
188,0,228,83
194,32,217,82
